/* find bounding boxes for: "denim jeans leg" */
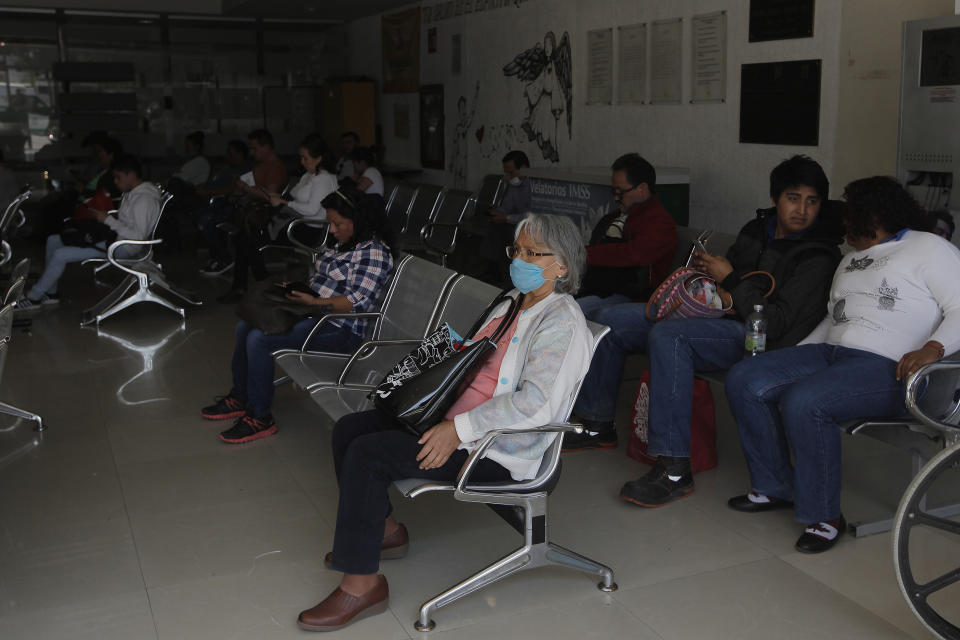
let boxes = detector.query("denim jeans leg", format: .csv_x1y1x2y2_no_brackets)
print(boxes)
244,320,363,417
230,320,254,403
576,293,631,321
30,238,106,299
573,302,654,422
725,344,835,502
778,347,904,523
646,318,746,458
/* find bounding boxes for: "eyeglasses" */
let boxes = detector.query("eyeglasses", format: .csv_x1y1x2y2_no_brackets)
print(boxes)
506,245,554,260
611,184,640,197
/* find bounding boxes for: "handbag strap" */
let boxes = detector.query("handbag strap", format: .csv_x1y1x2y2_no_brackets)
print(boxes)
464,288,524,343
739,270,776,298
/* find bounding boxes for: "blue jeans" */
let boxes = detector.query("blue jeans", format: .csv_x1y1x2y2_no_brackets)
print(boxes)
725,344,905,524
647,317,746,457
573,299,652,422
576,293,631,320
29,234,133,299
230,318,363,417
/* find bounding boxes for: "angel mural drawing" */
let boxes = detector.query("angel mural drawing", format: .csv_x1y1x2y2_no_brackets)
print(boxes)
503,31,572,163
450,81,480,188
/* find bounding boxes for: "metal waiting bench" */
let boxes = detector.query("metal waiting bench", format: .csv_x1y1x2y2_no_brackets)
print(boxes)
0,297,43,432
282,270,616,633
307,274,501,421
271,255,459,391
80,187,203,326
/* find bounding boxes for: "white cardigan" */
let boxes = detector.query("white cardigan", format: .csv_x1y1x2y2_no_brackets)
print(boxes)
453,291,593,480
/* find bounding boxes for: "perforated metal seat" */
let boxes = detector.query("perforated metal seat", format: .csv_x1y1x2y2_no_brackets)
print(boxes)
0,190,31,268
308,275,501,420
395,184,443,252
272,255,458,391
418,189,475,266
0,300,43,431
385,183,417,234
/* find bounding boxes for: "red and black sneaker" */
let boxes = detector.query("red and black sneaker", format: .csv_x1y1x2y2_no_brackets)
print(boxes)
201,394,246,420
219,414,278,444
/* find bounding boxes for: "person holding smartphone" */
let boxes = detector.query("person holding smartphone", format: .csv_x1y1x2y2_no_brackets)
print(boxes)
566,156,843,457
200,188,396,444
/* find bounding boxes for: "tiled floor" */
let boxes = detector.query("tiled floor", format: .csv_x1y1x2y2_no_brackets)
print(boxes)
0,255,957,639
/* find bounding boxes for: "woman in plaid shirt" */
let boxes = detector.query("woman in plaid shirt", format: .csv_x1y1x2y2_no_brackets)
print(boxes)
201,188,395,443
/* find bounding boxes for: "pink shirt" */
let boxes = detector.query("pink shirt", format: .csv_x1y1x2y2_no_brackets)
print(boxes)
443,313,520,421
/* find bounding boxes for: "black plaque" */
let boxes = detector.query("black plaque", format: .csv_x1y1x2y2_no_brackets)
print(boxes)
921,27,960,86
749,0,814,43
739,59,821,146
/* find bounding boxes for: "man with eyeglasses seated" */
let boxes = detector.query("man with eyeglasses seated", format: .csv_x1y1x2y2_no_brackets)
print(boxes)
577,153,677,317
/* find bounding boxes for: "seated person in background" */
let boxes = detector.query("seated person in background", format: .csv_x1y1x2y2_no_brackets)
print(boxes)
38,132,122,238
195,139,252,201
927,209,955,241
201,188,395,444
351,147,384,197
566,155,839,452
170,131,211,189
577,153,677,317
725,176,960,554
480,150,532,283
18,155,160,309
199,129,288,275
295,213,592,632
335,131,359,182
217,133,338,303
619,158,843,508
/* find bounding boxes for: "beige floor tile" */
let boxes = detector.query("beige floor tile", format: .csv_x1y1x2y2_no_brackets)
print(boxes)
425,594,662,639
129,491,333,590
614,557,912,640
148,560,410,640
0,589,156,640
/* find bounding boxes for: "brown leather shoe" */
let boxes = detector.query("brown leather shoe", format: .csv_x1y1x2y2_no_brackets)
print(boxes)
297,575,389,632
324,523,409,570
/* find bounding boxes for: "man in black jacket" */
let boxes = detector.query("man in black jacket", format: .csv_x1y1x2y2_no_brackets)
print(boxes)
617,155,844,506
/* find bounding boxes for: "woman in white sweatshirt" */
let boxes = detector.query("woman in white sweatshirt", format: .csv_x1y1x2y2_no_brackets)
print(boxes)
724,176,960,554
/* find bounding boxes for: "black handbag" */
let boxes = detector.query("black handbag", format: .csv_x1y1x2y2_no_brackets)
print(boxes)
236,279,332,335
373,290,523,436
60,219,117,248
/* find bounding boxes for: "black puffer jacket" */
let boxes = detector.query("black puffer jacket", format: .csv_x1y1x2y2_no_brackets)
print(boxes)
718,205,843,350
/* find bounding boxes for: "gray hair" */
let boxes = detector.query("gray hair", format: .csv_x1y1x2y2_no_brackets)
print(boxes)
514,213,585,295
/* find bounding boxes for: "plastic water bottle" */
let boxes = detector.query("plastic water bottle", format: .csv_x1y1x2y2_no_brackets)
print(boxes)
745,304,767,356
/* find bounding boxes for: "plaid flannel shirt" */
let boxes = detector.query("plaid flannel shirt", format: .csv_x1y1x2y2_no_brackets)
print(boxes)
309,239,393,337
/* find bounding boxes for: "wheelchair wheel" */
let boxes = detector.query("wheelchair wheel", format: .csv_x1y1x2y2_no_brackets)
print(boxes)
892,441,960,640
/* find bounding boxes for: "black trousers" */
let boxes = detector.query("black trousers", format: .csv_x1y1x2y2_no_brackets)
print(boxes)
329,409,511,574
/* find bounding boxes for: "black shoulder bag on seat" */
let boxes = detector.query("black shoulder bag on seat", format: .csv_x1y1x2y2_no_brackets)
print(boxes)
373,290,523,436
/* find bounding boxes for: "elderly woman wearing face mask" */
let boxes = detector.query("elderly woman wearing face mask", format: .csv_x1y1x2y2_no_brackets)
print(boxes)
296,213,593,632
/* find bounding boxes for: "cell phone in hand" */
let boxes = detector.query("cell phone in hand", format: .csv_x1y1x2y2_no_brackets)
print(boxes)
274,282,320,297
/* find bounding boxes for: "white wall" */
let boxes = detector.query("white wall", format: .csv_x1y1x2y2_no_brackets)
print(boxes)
348,0,952,234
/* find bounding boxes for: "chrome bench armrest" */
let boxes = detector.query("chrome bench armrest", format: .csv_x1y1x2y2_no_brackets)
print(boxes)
298,311,382,352
107,238,162,276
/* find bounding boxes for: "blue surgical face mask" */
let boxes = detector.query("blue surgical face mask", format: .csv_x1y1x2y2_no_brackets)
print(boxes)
510,258,557,294
508,176,523,187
